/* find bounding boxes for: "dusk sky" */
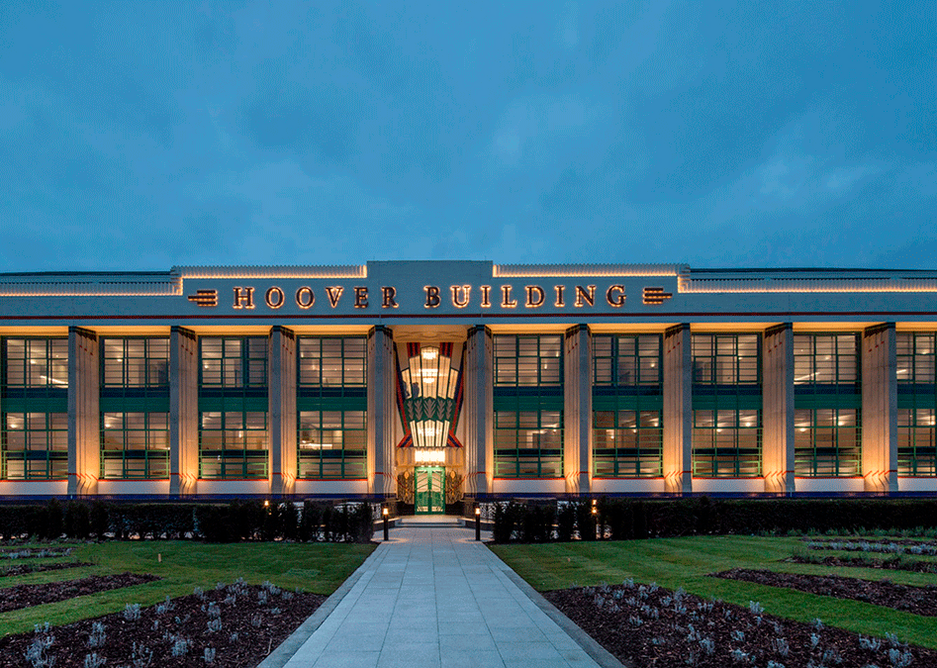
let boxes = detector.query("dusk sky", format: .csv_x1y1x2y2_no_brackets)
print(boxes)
0,1,934,272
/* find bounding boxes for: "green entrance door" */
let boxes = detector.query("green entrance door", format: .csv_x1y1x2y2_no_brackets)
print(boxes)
414,466,445,514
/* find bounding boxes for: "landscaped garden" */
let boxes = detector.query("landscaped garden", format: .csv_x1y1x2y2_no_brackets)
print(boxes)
0,500,376,667
493,533,937,667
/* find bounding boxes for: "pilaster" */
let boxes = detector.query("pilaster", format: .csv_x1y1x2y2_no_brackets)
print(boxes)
862,323,898,493
763,323,795,494
367,326,396,497
663,324,692,495
269,326,297,496
564,325,592,495
67,327,99,496
464,325,494,497
169,327,198,496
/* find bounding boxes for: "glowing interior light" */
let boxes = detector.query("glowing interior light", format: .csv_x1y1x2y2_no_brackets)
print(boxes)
414,449,446,464
421,348,438,361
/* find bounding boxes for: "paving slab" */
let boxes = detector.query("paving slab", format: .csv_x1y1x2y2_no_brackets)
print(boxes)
263,521,624,668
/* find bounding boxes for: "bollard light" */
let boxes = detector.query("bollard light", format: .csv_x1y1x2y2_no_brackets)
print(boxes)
475,505,481,542
382,506,389,542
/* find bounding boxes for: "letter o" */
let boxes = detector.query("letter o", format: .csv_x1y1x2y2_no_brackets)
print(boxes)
295,286,315,309
265,286,285,309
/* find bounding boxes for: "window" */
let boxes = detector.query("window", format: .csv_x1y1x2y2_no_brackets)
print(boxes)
593,334,663,477
298,337,366,387
493,335,564,478
795,408,860,476
298,410,366,478
494,335,562,386
198,410,268,479
897,333,937,475
1,412,68,480
692,334,762,477
102,338,169,388
296,337,367,479
4,338,68,390
101,412,169,479
200,337,267,387
2,338,69,480
793,333,861,477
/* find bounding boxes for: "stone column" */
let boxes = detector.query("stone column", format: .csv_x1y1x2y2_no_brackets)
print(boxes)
67,327,99,496
169,327,198,496
269,326,297,497
367,326,396,497
464,325,494,497
663,324,692,495
763,324,795,494
564,325,592,495
862,323,898,493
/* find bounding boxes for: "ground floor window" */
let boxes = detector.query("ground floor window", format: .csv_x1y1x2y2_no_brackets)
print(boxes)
199,410,267,479
1,412,68,480
101,412,169,479
692,409,761,477
794,408,860,476
593,409,662,477
898,408,936,476
297,410,366,479
494,410,563,477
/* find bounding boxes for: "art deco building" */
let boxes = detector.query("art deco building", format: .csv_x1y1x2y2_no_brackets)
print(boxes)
1,261,935,510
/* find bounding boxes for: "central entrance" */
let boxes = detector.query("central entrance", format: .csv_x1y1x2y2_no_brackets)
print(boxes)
414,466,445,514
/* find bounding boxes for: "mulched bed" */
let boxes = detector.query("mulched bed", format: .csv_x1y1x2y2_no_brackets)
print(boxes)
0,573,160,613
712,568,937,616
545,581,937,668
0,580,326,668
788,554,937,574
0,561,92,578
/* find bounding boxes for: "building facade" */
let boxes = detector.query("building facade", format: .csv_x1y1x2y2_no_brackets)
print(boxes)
1,261,936,505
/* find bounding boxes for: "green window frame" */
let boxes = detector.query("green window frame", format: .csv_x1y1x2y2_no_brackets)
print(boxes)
3,338,69,391
101,337,169,389
298,337,366,387
691,334,762,477
795,408,861,476
1,412,68,480
298,409,366,479
101,411,169,479
692,408,761,477
198,409,268,479
793,333,861,476
493,334,564,478
897,332,937,476
2,338,69,480
199,337,268,388
592,334,663,477
296,336,367,480
494,334,562,386
494,409,563,478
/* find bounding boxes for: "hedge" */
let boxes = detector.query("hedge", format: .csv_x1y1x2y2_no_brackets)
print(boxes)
490,497,937,543
0,499,374,544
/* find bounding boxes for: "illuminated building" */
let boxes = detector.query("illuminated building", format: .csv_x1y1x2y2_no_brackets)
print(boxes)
1,261,936,508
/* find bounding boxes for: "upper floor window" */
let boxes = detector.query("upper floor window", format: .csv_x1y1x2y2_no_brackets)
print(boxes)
3,339,68,389
794,334,859,386
298,337,366,387
692,334,760,386
102,338,169,387
200,337,267,388
897,332,935,385
494,335,562,387
593,334,661,387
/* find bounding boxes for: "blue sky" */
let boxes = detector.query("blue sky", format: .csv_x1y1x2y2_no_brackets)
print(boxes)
0,1,934,271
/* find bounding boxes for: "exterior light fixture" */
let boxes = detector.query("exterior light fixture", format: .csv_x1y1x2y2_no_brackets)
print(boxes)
475,505,481,541
382,506,390,541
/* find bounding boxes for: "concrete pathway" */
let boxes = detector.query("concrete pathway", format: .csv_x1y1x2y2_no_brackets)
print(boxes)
269,518,615,668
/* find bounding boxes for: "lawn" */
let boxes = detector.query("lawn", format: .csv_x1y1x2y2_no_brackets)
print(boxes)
490,535,937,649
0,540,374,637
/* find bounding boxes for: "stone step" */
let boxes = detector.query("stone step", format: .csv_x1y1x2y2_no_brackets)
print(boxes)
396,515,463,528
